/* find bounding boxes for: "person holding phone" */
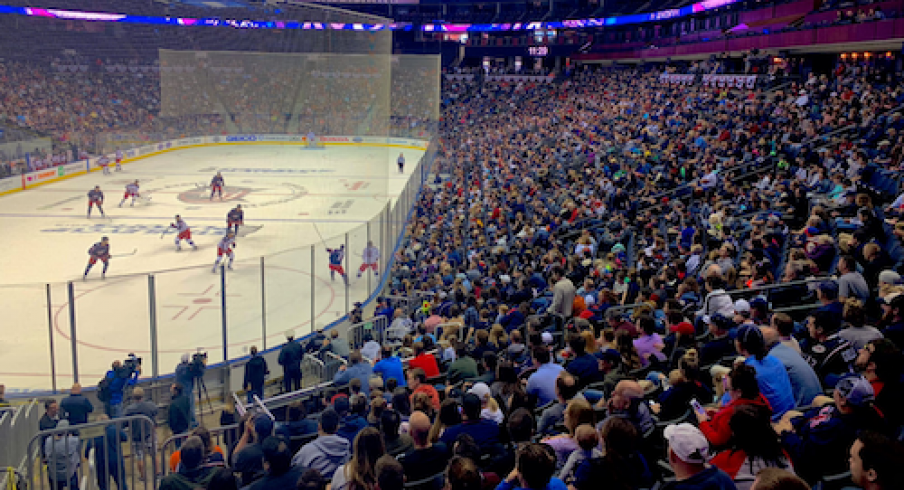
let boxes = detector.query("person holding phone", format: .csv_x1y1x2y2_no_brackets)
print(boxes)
697,364,772,448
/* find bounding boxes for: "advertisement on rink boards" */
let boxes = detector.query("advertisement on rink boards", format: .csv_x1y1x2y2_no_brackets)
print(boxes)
20,160,90,189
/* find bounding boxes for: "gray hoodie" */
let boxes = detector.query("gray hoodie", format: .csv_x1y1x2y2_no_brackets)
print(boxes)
291,434,350,480
44,435,79,481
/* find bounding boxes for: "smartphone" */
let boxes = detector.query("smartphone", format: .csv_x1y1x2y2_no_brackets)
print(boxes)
690,398,706,416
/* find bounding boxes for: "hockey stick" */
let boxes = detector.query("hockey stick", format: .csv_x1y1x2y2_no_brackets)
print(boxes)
160,228,170,239
312,222,328,249
117,248,139,257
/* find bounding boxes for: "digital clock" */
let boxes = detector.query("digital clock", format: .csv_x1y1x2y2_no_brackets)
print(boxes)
528,46,549,56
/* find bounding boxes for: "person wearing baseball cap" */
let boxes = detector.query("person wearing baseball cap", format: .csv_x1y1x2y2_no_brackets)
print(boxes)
699,314,736,366
735,325,795,419
776,373,886,483
662,423,736,489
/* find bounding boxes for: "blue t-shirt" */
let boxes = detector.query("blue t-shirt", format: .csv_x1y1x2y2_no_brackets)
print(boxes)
661,466,736,490
745,354,796,419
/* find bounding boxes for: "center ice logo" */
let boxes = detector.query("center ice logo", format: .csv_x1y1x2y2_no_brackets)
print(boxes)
178,186,252,204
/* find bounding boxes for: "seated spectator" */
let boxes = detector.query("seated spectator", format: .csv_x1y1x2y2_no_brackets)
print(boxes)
710,405,795,490
331,427,385,490
291,408,351,480
564,333,602,389
735,325,795,419
373,345,407,387
337,395,369,443
496,362,532,415
662,423,736,490
814,282,843,317
879,293,904,348
376,455,405,490
334,351,375,395
855,339,904,429
597,380,655,436
408,368,440,410
848,430,904,490
448,342,479,384
633,315,666,368
233,413,274,487
429,399,461,443
496,443,566,490
158,436,217,490
698,364,772,448
169,426,226,473
249,437,307,490
572,417,654,490
381,409,414,456
836,255,869,302
541,398,595,467
761,327,822,407
801,311,857,386
527,347,565,407
697,276,735,320
440,393,500,454
539,372,580,436
776,374,886,483
656,350,713,421
447,456,483,490
408,342,441,378
557,425,600,484
470,351,498,385
403,411,451,482
749,468,809,490
276,401,318,440
839,298,884,350
699,315,736,367
468,382,503,424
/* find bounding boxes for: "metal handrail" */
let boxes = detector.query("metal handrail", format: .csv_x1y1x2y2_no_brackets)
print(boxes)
324,351,347,366
232,392,246,418
252,395,275,421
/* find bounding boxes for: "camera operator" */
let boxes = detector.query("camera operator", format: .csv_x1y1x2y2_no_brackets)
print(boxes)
175,352,206,427
103,356,140,418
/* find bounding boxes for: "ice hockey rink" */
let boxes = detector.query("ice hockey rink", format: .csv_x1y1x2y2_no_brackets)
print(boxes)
0,142,425,391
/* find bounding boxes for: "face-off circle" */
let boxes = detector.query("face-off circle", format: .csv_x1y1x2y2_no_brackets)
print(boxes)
144,182,308,209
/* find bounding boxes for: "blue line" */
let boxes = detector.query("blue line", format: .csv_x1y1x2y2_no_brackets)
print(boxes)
0,213,372,224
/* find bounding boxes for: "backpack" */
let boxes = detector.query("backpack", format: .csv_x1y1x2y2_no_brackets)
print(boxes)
96,375,112,403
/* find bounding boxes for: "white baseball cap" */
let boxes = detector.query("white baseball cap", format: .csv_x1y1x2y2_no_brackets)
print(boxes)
541,332,553,345
467,382,491,402
733,299,751,313
664,423,710,464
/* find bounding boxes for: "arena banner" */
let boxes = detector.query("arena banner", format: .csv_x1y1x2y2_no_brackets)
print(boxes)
659,73,696,85
22,167,62,189
60,161,87,177
701,74,757,89
0,175,19,195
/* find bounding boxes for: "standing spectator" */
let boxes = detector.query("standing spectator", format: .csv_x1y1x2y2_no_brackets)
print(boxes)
40,399,60,458
549,265,576,318
373,345,407,387
403,411,451,481
848,431,904,490
123,387,158,481
330,330,351,358
661,423,736,490
175,353,205,427
291,408,351,480
331,427,386,490
85,415,128,490
735,325,795,419
334,351,375,395
158,437,217,490
279,332,303,393
45,420,80,490
407,368,440,410
248,437,306,490
526,347,565,407
495,443,566,490
233,414,275,487
60,383,93,425
167,383,192,437
103,360,140,418
243,346,269,403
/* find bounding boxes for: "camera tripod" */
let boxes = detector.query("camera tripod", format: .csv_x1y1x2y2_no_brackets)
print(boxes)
194,375,213,419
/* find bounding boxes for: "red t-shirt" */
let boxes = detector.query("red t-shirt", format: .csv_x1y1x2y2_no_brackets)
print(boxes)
408,353,440,378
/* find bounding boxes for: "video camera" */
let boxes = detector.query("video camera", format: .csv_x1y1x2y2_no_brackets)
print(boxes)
123,353,142,373
191,351,207,368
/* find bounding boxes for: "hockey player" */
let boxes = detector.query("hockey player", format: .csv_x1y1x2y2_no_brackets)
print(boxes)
212,231,236,272
170,215,198,251
397,153,405,173
227,204,244,234
98,155,111,175
358,241,379,278
327,245,348,284
119,180,140,207
84,236,111,279
114,149,124,172
87,186,105,218
210,172,224,201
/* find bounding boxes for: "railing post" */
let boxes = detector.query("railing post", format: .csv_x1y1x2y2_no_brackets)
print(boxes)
345,232,350,318
46,284,56,393
67,281,78,384
261,256,267,351
149,274,159,379
220,264,228,362
310,246,315,335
